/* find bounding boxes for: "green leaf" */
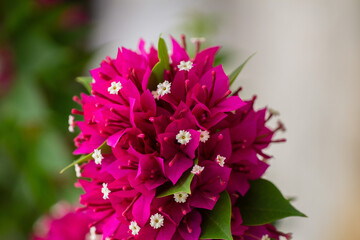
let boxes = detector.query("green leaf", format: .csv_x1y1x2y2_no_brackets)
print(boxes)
200,191,233,240
157,37,170,70
229,52,256,86
237,179,306,226
59,141,111,174
76,76,93,93
156,159,198,198
157,171,194,198
148,36,170,90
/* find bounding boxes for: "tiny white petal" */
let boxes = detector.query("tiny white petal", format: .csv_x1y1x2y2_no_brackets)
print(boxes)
150,213,164,229
178,60,193,71
74,164,81,178
216,155,226,167
191,37,206,43
68,115,75,133
89,226,97,240
156,80,171,97
92,149,104,165
191,164,204,175
261,234,270,240
176,130,192,145
108,81,122,95
129,221,141,235
173,192,189,203
101,183,111,200
152,90,160,100
268,107,280,116
198,130,210,143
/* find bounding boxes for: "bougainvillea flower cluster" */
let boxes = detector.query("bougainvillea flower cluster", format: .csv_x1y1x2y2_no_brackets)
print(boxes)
65,36,300,240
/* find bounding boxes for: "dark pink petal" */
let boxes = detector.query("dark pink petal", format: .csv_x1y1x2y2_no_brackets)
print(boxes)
178,210,202,240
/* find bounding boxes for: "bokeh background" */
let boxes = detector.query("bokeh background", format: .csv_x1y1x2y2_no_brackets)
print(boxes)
1,0,360,239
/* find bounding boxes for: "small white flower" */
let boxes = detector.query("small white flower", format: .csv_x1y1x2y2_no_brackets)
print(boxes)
85,226,102,240
89,226,97,240
152,90,160,100
216,155,226,167
176,130,192,145
268,108,280,116
101,183,111,200
92,149,103,165
191,37,206,44
156,80,171,97
129,221,141,235
92,78,96,83
74,164,81,177
261,234,270,240
173,192,189,203
108,81,122,94
178,60,193,71
68,115,75,132
150,213,164,229
198,129,210,143
191,164,204,175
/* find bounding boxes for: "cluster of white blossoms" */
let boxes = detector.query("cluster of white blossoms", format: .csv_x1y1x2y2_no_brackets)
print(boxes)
74,164,81,178
129,221,141,236
128,213,165,236
151,90,160,100
177,60,193,71
108,81,122,95
150,213,164,229
92,149,104,165
261,235,270,240
191,164,204,175
176,130,192,145
173,192,189,203
216,155,226,167
190,37,206,44
68,115,75,132
86,226,108,240
101,183,111,200
156,80,172,97
198,129,210,143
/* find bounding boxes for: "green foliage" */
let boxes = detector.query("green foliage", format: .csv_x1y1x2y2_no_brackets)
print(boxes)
229,53,256,86
156,171,194,197
156,159,199,197
60,141,111,174
200,191,233,240
237,179,306,226
156,159,198,198
148,36,170,90
0,0,91,239
76,76,93,93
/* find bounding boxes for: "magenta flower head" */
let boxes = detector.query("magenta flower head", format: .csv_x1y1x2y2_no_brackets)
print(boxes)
32,202,93,240
64,35,305,240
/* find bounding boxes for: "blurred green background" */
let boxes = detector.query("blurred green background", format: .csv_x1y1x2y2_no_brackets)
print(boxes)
0,2,221,239
0,0,91,239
